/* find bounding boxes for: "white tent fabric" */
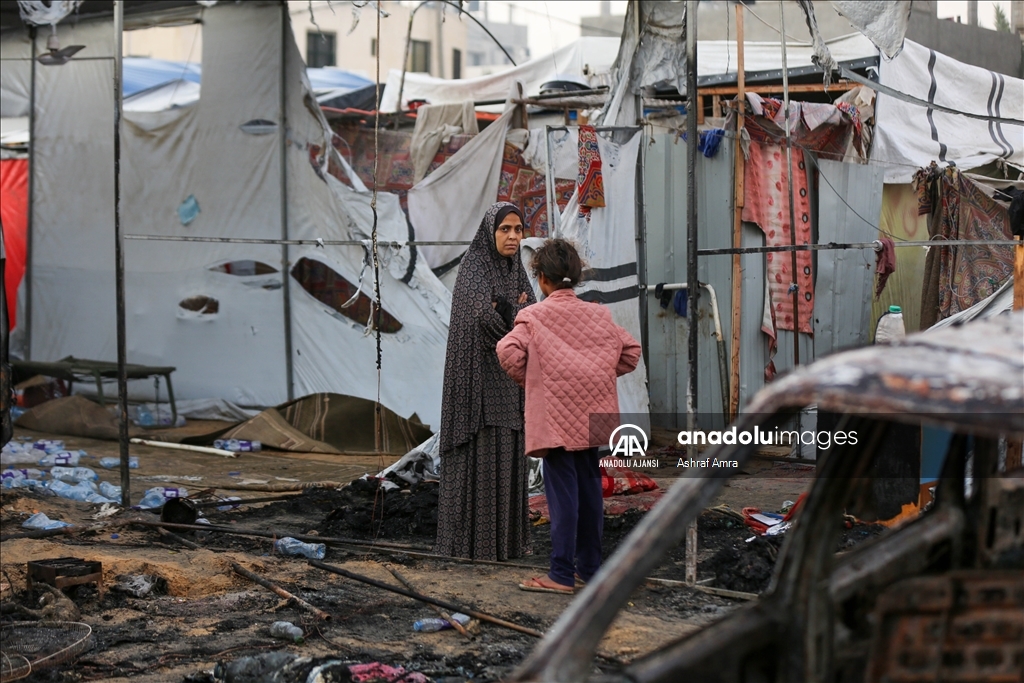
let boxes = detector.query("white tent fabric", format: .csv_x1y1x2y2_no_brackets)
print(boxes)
406,103,515,269
123,79,201,112
872,40,1024,184
379,38,620,113
13,3,452,428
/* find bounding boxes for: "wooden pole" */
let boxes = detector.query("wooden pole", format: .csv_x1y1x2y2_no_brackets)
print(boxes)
729,2,745,421
385,564,473,639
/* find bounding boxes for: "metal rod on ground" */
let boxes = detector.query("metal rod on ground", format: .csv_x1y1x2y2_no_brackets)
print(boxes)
685,0,699,588
208,481,343,492
112,0,130,509
384,564,472,639
309,559,543,638
130,519,430,552
646,576,758,601
233,562,332,621
729,1,745,422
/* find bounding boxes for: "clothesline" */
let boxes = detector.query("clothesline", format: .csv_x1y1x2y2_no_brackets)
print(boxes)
697,238,1021,257
124,235,472,247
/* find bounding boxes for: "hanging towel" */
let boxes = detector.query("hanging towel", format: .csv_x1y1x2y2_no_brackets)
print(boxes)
874,236,897,299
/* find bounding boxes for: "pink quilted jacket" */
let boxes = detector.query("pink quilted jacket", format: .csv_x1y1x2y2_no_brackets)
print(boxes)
496,289,641,458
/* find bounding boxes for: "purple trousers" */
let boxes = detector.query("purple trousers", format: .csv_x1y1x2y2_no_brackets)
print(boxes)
543,446,603,586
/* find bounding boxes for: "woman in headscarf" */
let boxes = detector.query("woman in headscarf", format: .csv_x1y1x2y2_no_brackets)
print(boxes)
435,201,536,561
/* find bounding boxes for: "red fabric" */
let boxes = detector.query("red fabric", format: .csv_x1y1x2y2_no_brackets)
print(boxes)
1,158,28,330
742,142,815,335
530,486,663,521
497,142,574,237
496,289,642,458
742,492,806,535
599,465,659,497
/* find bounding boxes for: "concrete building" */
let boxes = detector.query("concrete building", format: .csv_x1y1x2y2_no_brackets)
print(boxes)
581,0,1023,77
464,1,530,78
122,1,469,81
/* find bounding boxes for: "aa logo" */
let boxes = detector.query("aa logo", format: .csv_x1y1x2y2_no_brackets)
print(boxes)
609,424,648,458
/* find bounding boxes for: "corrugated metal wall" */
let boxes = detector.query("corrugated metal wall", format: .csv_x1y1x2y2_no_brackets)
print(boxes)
642,134,884,425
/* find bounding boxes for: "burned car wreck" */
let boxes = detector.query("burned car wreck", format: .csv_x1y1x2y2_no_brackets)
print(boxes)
513,312,1024,683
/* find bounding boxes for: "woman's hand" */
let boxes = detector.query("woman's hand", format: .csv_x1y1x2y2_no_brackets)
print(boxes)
518,292,528,305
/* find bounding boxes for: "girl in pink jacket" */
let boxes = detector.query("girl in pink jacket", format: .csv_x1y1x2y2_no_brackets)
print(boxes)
497,239,641,594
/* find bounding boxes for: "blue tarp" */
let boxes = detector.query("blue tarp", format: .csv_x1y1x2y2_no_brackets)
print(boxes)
122,58,371,97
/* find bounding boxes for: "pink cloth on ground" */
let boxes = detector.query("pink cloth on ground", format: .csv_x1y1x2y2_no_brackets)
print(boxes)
496,289,641,458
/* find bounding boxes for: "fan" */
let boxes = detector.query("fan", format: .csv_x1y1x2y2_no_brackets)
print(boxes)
37,26,84,66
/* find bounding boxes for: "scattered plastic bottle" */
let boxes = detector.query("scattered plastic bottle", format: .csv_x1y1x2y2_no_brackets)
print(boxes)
46,479,108,503
875,305,906,344
134,404,156,427
216,496,242,511
2,477,47,490
1,442,43,465
274,537,326,560
22,512,71,530
413,614,471,632
33,440,65,454
38,451,83,467
269,621,304,644
99,481,123,500
51,466,99,483
1,468,46,481
137,486,189,509
213,439,262,453
99,456,139,469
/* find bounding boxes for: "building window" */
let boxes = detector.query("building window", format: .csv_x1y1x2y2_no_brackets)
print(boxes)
452,48,462,79
468,51,484,67
370,37,377,57
409,39,431,73
307,31,336,68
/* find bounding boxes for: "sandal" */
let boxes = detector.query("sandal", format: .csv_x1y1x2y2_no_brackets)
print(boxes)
574,574,587,587
519,576,574,595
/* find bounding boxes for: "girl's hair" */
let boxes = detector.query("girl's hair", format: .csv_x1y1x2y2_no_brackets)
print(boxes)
530,238,584,290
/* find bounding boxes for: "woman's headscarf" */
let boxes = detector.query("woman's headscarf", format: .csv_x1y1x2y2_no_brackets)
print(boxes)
439,202,535,452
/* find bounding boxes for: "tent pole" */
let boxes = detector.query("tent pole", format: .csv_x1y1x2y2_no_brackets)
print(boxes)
25,26,36,360
684,0,699,586
779,1,800,369
544,125,557,239
281,1,294,402
729,3,745,421
113,0,130,508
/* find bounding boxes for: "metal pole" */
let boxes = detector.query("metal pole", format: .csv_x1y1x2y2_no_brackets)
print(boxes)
729,2,745,421
685,0,698,438
780,1,800,368
25,27,36,360
544,125,558,238
396,5,417,112
280,2,294,401
684,0,699,587
113,1,130,508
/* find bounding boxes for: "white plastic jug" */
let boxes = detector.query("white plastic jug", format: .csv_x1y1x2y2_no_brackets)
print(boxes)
875,305,906,344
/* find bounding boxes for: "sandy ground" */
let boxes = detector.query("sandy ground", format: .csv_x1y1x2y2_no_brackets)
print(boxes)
1,424,814,682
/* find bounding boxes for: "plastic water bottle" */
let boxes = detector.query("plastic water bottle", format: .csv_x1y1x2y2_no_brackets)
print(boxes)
214,439,262,453
22,512,71,530
2,468,46,481
136,486,188,509
413,614,471,632
46,479,101,502
216,496,242,511
51,466,99,483
269,621,304,644
135,405,155,427
274,537,326,560
33,440,65,454
875,305,906,344
99,456,139,469
2,477,47,490
38,451,82,467
99,481,123,500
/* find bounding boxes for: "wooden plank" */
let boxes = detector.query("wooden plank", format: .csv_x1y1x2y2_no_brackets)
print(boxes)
729,1,745,421
698,81,855,96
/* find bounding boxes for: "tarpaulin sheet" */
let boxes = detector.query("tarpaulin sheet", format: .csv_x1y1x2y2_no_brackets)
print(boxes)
0,158,27,329
873,40,1024,183
380,38,620,112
